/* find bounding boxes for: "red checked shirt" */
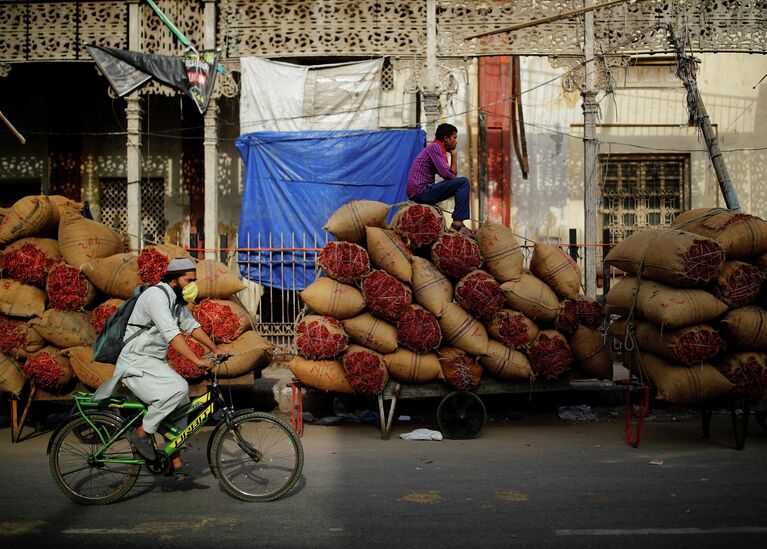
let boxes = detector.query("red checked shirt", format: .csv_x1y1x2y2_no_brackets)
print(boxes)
406,140,456,197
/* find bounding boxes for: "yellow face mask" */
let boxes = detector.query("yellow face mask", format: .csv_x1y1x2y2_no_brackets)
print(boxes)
181,281,199,303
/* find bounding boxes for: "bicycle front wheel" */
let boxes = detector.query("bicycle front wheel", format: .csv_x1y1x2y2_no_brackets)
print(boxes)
49,412,141,505
210,412,303,502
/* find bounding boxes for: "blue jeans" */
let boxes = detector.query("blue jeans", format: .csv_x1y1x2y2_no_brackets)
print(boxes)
409,177,470,222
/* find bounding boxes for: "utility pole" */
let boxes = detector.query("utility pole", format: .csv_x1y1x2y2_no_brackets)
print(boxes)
582,0,598,297
203,0,218,260
668,26,740,210
422,0,441,140
126,0,143,249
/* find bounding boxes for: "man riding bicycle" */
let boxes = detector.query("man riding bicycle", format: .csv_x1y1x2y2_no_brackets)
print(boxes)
94,258,221,477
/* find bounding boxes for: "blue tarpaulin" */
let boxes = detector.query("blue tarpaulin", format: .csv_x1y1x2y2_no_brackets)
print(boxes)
236,129,425,290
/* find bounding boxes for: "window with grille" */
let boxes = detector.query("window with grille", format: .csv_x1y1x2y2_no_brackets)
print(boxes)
599,154,689,244
381,57,394,91
100,177,167,243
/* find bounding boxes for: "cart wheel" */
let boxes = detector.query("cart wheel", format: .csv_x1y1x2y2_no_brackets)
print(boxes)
755,410,767,432
437,391,486,439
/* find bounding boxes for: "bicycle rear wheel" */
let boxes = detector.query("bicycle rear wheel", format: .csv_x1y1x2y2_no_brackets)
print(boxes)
210,412,303,502
49,412,141,505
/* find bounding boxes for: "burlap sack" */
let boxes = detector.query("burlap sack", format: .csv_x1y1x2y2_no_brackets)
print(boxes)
480,339,533,380
634,320,725,365
530,243,581,299
0,279,46,318
195,260,246,299
365,227,413,283
720,306,767,350
58,212,124,267
410,256,454,317
324,200,391,244
672,208,767,259
23,346,74,392
606,277,727,328
436,346,483,390
193,299,252,344
48,195,83,221
215,330,274,377
487,309,539,350
288,356,354,393
475,221,524,283
605,277,637,317
81,253,143,299
341,312,397,354
30,309,96,348
294,315,348,359
390,203,444,249
66,346,116,390
708,260,762,308
500,272,560,322
438,303,489,356
0,315,45,360
3,237,61,261
151,243,192,260
714,352,767,401
627,350,733,405
607,318,628,345
342,344,389,395
0,195,58,245
604,228,725,287
300,277,366,319
0,353,26,395
383,348,443,383
569,326,613,380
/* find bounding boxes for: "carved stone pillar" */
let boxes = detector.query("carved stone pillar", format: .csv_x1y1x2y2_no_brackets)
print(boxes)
203,0,218,260
126,0,142,249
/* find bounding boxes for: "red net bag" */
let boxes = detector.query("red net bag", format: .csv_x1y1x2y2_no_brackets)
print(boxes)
342,346,388,395
488,309,539,349
193,299,249,343
716,353,767,402
437,346,482,390
455,270,504,322
0,315,28,354
710,261,762,308
529,331,573,380
431,233,483,279
23,349,74,391
575,296,605,330
396,304,441,353
317,241,371,283
672,328,726,365
555,299,580,335
1,243,55,286
46,263,95,311
91,299,123,335
167,333,207,379
391,204,444,249
295,315,349,359
137,247,170,286
361,269,412,323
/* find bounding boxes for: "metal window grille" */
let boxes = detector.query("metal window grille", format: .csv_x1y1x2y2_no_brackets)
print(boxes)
99,177,167,243
599,154,689,244
381,57,394,91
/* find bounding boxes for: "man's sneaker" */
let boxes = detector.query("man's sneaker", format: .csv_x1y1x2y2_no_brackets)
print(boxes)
127,431,156,460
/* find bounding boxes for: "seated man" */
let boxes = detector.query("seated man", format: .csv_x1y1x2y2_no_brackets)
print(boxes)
407,122,473,236
94,258,219,477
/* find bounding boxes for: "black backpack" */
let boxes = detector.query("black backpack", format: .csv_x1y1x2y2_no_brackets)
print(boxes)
93,285,175,364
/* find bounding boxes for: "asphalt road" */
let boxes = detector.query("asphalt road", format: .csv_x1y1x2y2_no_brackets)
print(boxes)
1,410,766,549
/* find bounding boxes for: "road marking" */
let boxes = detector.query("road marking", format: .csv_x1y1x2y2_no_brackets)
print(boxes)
556,527,767,536
64,529,134,535
0,521,46,535
496,490,529,502
401,491,442,504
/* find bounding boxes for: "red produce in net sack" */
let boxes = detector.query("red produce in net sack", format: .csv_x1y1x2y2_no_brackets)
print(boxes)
342,346,388,396
489,309,539,349
46,263,94,311
1,243,55,286
91,300,122,335
295,315,349,359
137,247,170,286
392,204,444,249
167,333,207,379
0,315,28,354
23,350,74,391
555,299,580,335
361,269,412,323
397,304,441,353
574,296,605,330
455,270,504,322
431,233,483,279
193,299,248,343
318,241,371,283
529,331,573,380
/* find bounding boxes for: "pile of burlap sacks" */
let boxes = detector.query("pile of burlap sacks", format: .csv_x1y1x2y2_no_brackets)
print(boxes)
606,208,767,406
0,195,272,397
288,200,612,397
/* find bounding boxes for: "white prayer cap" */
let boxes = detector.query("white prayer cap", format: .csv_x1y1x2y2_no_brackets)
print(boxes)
166,258,196,273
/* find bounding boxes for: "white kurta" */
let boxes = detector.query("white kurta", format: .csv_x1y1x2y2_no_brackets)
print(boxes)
94,283,202,434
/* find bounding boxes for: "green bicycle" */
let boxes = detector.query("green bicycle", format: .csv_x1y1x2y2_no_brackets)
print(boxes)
47,355,304,505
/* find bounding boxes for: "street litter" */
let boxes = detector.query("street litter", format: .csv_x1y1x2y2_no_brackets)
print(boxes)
399,429,443,441
557,404,597,421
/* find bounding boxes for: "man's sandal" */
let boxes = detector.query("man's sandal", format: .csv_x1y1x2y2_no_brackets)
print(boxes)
169,463,193,481
451,224,477,238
